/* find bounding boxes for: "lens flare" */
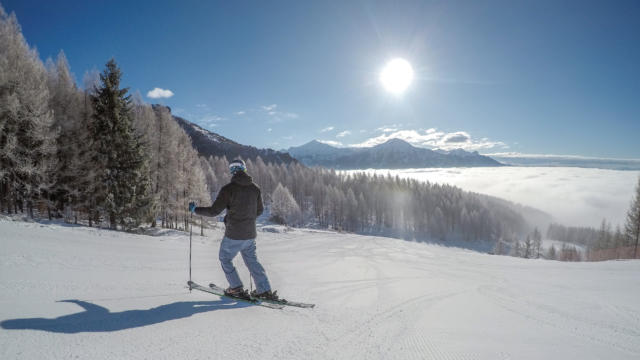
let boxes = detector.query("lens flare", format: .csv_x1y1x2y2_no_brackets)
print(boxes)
380,58,414,95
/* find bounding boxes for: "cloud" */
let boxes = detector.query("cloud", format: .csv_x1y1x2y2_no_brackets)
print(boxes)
261,104,298,123
318,140,343,147
351,128,507,151
320,126,335,133
377,125,401,133
236,111,246,115
147,87,174,99
201,115,224,123
443,132,470,143
337,130,351,138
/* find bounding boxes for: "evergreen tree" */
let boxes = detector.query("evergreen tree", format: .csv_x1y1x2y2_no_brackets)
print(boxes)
547,244,557,260
532,228,542,258
523,235,532,258
90,59,152,229
625,176,640,258
511,241,522,257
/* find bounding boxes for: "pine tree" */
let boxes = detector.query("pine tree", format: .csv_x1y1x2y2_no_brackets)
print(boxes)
512,241,522,257
523,235,532,258
625,176,640,258
532,228,542,258
90,59,152,229
547,244,557,260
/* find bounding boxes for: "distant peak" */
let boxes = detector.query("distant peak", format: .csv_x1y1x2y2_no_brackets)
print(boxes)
375,138,414,148
295,140,337,148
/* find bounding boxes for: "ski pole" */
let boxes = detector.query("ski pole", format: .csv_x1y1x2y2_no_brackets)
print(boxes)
189,210,193,292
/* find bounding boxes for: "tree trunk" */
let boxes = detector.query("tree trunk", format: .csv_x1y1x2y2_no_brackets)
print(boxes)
635,221,639,259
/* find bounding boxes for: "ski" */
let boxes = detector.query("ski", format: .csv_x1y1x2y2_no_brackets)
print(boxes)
188,281,284,310
209,283,315,309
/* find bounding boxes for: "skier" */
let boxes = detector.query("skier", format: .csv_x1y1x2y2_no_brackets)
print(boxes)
189,159,278,301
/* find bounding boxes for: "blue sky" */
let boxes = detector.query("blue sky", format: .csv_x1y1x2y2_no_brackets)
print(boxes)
5,0,640,158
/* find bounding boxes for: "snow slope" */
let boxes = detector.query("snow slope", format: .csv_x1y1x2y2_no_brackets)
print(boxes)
1,219,639,360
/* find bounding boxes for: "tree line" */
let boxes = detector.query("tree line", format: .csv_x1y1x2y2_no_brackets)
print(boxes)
0,8,208,230
201,155,533,244
501,177,640,262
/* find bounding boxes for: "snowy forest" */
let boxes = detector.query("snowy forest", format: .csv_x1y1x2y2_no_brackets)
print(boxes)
1,6,639,261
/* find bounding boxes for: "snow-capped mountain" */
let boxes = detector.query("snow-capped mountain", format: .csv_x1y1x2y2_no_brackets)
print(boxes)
154,105,297,164
288,139,503,169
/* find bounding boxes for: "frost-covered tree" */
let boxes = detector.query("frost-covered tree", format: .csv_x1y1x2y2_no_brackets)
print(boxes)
532,228,542,258
0,6,56,216
625,176,640,258
547,244,557,260
45,51,87,219
271,183,300,225
523,235,532,258
130,103,209,229
511,241,523,258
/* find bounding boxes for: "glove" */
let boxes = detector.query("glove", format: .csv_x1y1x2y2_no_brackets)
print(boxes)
189,201,196,213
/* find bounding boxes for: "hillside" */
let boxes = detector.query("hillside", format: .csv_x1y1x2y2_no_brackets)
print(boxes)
153,105,297,164
1,219,639,359
288,139,503,169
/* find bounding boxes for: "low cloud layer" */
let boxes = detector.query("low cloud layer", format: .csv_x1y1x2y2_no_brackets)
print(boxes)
351,167,638,228
486,153,640,170
351,128,507,151
147,87,174,99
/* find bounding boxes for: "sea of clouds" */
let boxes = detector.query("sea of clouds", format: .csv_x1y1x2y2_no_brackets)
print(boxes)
348,167,639,229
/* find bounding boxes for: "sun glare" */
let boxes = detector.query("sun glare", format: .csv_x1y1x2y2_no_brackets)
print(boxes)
379,58,414,95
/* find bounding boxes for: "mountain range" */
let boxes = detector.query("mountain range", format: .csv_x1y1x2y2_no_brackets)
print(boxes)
156,105,296,165
160,105,502,169
287,139,503,169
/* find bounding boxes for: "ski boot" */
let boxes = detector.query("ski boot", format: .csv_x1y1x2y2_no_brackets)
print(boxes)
224,286,251,301
251,289,280,301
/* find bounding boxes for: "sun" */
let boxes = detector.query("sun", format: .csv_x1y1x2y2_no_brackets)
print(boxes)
379,58,414,95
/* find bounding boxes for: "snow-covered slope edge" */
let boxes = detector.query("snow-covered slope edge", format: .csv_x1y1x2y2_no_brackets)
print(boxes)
1,219,639,360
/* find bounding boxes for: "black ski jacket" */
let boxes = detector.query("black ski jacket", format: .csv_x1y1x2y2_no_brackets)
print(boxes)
194,172,264,240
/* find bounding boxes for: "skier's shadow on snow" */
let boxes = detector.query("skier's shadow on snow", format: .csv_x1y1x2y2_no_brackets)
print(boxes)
0,298,251,333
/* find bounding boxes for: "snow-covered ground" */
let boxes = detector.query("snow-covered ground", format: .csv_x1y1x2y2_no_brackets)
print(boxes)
1,219,639,360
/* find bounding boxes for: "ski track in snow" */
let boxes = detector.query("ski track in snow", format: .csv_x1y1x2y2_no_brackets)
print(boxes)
1,219,640,359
